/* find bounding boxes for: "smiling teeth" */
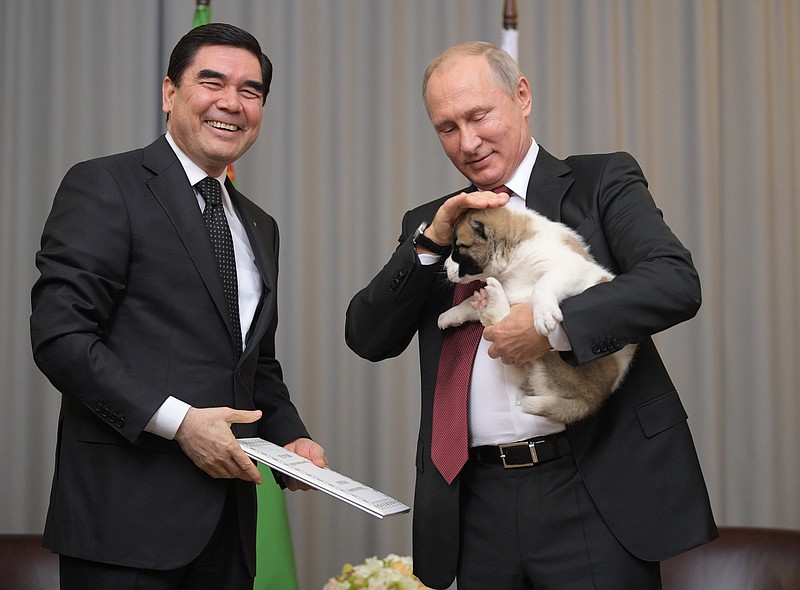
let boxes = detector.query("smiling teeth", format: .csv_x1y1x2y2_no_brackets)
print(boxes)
208,121,238,131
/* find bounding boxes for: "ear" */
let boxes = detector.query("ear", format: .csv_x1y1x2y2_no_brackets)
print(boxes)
162,76,175,116
516,75,533,119
468,218,488,240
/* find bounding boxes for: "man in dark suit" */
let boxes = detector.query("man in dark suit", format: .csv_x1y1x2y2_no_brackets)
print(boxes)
345,41,716,590
30,23,326,590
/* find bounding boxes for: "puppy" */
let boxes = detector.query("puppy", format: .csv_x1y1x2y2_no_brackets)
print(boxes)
437,206,636,424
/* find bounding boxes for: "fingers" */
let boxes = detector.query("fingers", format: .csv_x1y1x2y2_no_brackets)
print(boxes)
175,406,265,483
232,449,263,484
281,438,329,492
282,475,315,492
285,437,329,468
283,438,328,492
227,408,262,425
483,303,549,365
465,190,511,209
429,191,510,243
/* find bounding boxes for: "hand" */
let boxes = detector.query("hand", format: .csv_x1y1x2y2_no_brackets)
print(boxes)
281,437,328,491
174,407,263,484
483,303,550,365
425,190,510,245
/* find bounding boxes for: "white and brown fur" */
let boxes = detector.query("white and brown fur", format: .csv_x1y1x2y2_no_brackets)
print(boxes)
437,206,636,424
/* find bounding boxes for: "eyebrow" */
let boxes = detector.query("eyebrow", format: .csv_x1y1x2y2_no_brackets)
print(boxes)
196,68,265,95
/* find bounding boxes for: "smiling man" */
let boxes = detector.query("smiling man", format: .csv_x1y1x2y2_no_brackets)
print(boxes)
31,23,326,590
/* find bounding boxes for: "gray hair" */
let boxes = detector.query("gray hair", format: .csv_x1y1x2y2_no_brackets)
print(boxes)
422,41,523,116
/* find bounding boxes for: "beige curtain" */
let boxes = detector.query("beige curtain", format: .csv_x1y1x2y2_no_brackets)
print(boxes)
2,1,798,588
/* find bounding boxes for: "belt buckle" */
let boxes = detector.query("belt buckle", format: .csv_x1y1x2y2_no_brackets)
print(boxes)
499,441,538,469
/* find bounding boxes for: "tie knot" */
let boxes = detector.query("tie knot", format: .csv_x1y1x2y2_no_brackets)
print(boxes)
492,185,511,195
196,177,222,206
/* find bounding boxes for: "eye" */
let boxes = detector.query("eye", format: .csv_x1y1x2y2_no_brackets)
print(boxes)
240,88,262,100
200,80,223,90
468,219,487,239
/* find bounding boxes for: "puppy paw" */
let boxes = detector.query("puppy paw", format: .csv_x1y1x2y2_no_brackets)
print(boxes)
438,300,479,329
533,300,563,335
477,277,511,325
438,309,463,329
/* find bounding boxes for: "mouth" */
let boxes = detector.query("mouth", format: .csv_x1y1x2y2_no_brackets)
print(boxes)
452,252,484,278
465,152,492,168
206,120,240,132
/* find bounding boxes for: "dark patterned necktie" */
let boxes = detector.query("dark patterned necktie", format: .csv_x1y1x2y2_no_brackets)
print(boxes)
430,185,511,484
196,177,243,354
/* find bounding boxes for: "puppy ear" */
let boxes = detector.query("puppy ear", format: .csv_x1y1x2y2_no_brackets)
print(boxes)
468,219,487,240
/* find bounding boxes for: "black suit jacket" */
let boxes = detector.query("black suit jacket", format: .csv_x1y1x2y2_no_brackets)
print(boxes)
31,136,310,573
345,148,717,588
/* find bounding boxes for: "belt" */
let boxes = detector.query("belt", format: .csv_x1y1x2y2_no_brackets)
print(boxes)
469,432,571,469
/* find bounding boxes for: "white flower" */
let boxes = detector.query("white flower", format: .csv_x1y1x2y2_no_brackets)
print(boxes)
323,554,430,590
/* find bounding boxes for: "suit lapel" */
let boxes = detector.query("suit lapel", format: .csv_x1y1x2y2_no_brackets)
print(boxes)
142,137,236,348
525,147,574,222
227,181,276,358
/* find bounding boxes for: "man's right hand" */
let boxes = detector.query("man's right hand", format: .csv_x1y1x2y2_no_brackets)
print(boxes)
174,407,263,484
425,190,510,246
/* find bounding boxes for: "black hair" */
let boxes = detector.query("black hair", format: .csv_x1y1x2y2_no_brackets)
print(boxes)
166,23,272,104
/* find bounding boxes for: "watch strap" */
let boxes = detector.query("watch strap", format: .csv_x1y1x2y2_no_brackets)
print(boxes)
414,229,451,256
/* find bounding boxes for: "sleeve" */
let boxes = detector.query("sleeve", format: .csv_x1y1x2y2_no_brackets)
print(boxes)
30,161,164,442
345,210,446,362
250,216,312,445
558,152,701,365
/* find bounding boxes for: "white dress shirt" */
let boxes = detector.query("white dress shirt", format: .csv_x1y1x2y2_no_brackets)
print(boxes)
420,139,568,446
144,133,263,439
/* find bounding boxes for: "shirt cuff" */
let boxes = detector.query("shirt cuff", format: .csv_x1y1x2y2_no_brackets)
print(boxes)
144,396,191,440
417,252,441,266
548,324,573,351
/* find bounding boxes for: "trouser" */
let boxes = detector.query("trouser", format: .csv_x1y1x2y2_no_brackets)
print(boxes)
456,453,661,590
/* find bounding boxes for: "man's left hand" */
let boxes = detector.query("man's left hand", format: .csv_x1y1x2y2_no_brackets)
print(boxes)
483,303,550,365
281,437,328,491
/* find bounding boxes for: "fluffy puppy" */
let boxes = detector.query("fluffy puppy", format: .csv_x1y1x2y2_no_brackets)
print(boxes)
438,206,637,424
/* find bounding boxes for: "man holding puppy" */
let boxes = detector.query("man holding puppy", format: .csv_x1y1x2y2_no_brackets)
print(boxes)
346,41,715,590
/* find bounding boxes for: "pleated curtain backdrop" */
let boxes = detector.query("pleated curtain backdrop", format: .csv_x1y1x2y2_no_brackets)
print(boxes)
1,1,798,588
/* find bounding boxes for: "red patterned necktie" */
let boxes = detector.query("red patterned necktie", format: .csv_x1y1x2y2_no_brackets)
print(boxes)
430,185,510,484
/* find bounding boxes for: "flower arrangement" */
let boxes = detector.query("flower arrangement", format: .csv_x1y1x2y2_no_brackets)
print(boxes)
323,554,431,590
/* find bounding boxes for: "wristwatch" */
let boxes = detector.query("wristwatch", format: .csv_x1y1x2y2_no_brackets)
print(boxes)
412,221,451,256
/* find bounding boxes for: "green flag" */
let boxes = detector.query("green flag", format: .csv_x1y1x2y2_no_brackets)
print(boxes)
254,466,300,590
191,3,300,589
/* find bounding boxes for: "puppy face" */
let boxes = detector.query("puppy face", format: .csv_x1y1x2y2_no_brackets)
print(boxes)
444,207,527,283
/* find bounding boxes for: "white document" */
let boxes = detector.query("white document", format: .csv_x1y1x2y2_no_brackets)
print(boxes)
239,437,410,519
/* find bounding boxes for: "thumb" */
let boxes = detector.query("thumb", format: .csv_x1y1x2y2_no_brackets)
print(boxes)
228,408,262,425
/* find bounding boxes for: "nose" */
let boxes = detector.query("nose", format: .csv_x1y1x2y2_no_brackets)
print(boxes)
460,126,481,154
216,85,242,112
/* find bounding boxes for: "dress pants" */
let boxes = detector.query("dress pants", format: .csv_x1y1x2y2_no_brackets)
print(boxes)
456,453,661,590
59,482,253,590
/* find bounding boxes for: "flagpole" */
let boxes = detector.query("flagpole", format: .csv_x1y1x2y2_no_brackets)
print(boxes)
501,0,519,62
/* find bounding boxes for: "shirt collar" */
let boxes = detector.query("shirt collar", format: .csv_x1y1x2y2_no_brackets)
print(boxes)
165,132,228,187
503,138,539,198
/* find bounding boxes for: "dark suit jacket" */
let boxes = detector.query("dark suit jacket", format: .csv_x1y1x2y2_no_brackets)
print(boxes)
345,148,717,589
30,136,310,573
